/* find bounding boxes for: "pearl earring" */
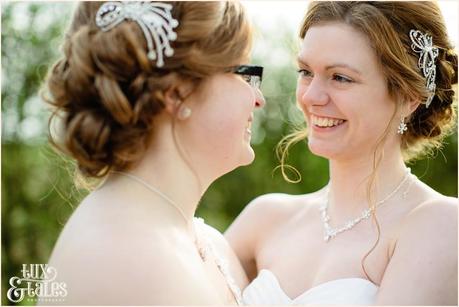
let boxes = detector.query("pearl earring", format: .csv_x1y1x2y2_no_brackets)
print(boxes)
178,105,192,120
397,116,408,134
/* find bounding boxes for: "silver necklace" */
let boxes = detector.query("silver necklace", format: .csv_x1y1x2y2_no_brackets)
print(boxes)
111,171,243,305
320,168,412,242
111,171,189,222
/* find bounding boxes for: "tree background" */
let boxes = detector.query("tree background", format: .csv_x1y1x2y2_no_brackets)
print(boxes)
1,2,457,305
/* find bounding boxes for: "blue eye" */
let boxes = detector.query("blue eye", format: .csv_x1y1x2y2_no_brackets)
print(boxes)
333,74,353,83
297,69,313,78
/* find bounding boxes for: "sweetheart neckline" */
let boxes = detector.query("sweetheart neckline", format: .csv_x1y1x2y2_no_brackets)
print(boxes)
254,269,379,302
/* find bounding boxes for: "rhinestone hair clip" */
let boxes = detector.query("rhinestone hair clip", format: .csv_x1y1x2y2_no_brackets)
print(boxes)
409,29,439,108
95,1,179,68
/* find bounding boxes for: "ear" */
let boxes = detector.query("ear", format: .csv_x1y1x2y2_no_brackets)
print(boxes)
403,98,422,118
163,86,181,115
163,80,195,115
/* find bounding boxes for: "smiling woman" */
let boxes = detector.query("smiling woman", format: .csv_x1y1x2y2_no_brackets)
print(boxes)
39,1,265,305
1,1,456,306
226,1,457,305
296,22,403,161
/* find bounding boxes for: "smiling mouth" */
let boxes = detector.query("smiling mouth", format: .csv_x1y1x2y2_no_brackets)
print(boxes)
311,114,346,128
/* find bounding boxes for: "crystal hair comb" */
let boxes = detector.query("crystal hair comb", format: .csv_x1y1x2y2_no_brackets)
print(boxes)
409,29,439,108
95,1,179,68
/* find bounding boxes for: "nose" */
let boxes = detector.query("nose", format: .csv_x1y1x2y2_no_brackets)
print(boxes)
253,87,266,108
297,77,329,108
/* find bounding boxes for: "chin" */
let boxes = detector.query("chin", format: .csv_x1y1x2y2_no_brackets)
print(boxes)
239,146,256,166
307,139,340,160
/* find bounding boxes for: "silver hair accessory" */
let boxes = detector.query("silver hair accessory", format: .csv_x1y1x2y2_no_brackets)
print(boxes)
95,2,179,68
409,29,439,108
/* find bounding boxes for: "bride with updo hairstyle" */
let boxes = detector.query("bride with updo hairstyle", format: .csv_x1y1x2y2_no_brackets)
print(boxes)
43,1,264,305
226,1,458,305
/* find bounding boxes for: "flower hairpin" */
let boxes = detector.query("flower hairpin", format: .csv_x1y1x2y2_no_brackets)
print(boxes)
409,29,439,108
95,1,179,68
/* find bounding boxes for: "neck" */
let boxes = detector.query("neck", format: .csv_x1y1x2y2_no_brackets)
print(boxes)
105,117,215,230
327,148,409,216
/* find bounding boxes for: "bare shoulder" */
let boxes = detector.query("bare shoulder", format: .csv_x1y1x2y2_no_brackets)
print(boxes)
225,190,323,245
394,193,458,255
376,194,457,305
403,194,457,235
47,194,216,305
224,189,325,279
394,177,457,243
231,190,324,228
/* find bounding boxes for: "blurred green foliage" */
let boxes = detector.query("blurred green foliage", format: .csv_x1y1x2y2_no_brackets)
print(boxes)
1,2,457,306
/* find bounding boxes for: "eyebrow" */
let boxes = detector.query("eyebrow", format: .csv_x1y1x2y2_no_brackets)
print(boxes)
297,58,362,75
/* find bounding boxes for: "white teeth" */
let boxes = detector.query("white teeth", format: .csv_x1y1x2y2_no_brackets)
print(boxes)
311,115,344,127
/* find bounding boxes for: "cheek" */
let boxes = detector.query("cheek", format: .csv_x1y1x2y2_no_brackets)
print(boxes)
296,82,308,115
206,115,242,137
296,79,304,103
196,103,247,143
198,77,254,140
349,96,395,139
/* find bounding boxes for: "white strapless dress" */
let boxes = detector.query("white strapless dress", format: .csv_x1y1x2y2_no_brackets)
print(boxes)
242,269,378,305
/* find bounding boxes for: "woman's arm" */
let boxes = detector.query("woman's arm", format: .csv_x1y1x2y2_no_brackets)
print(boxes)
375,197,458,305
225,193,293,281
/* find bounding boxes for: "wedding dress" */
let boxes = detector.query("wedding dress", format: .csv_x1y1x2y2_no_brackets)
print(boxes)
242,269,378,305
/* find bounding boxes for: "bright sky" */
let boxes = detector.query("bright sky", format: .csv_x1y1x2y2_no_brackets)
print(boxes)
242,0,458,51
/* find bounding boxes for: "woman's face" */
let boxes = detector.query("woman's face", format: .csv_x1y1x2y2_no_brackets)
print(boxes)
178,72,264,177
296,22,400,161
